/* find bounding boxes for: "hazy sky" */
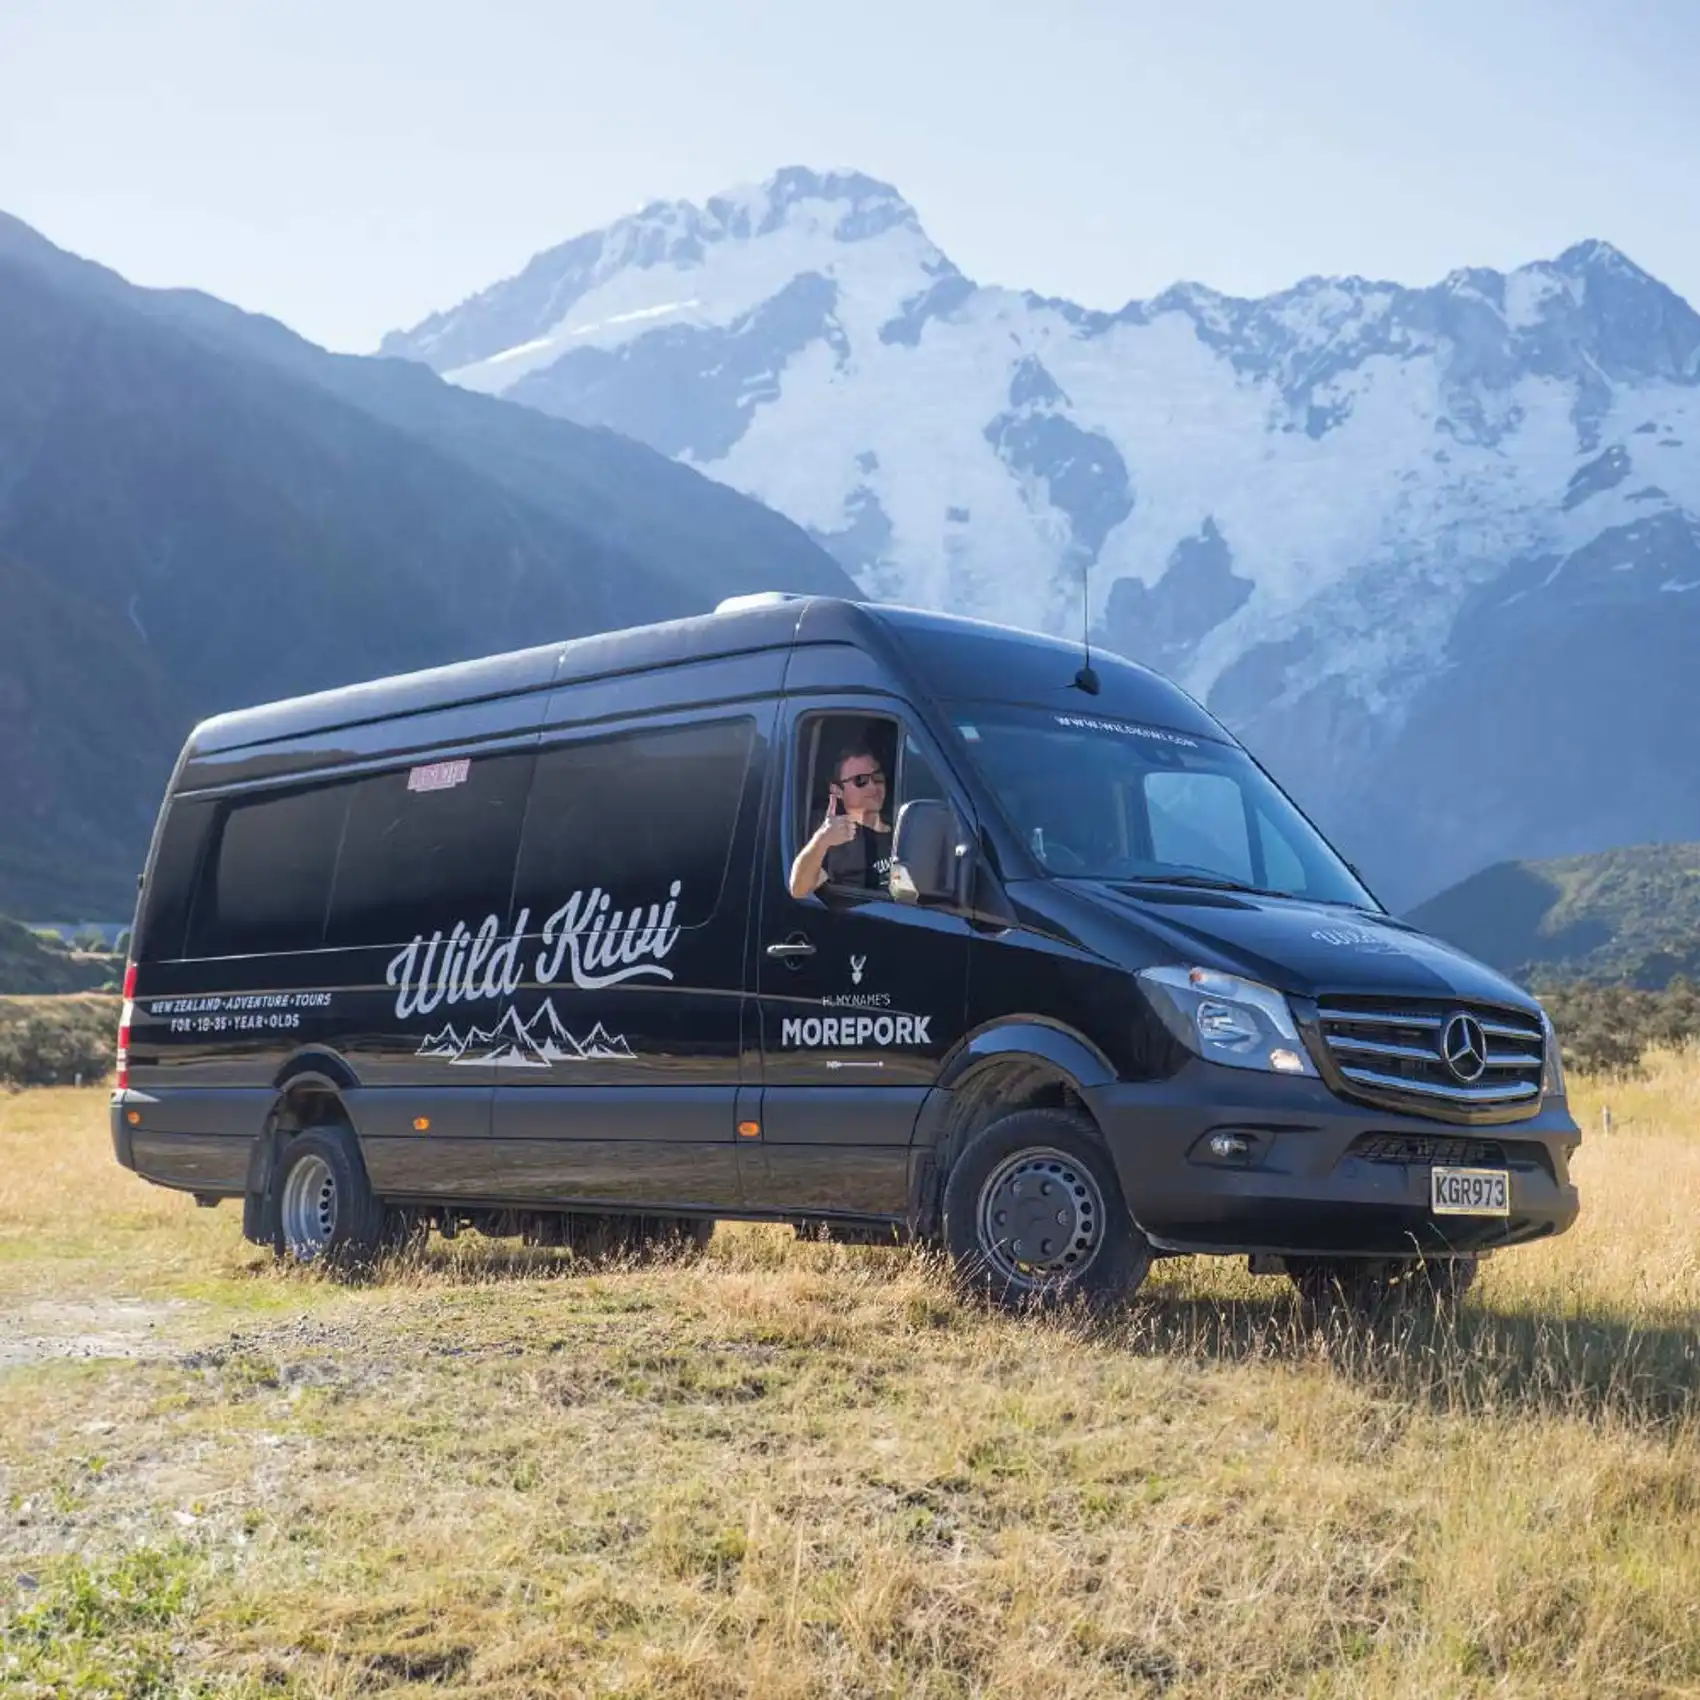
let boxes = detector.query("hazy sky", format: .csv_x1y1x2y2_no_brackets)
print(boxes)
4,0,1697,353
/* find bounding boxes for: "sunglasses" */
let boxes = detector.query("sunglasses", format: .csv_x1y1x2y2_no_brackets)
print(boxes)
835,769,886,791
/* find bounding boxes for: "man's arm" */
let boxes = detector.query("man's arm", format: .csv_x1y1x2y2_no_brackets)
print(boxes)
788,794,856,899
787,836,832,899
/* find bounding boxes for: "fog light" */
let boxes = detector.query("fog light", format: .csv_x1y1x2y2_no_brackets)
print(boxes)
1208,1132,1253,1161
1270,1048,1307,1074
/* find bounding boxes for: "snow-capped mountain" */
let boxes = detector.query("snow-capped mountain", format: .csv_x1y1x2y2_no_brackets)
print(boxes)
383,167,1700,907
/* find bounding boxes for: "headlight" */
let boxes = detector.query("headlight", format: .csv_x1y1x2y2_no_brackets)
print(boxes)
1138,966,1316,1076
1538,1006,1566,1099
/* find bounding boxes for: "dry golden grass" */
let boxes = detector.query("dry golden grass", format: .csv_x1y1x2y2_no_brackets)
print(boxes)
1,1058,1698,1697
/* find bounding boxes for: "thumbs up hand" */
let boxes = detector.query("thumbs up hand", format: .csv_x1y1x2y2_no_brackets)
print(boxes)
816,789,859,847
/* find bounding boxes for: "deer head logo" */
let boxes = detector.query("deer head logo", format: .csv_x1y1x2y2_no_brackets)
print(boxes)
850,954,867,986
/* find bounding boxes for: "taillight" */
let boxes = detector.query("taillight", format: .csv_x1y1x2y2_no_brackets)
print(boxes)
116,962,136,1090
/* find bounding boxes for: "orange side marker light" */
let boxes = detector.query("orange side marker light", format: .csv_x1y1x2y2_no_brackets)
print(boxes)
737,1120,761,1139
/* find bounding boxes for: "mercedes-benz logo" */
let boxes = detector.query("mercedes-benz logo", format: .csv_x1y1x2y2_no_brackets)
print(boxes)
1440,1012,1488,1083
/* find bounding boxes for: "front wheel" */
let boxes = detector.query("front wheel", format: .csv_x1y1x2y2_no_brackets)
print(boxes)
942,1109,1151,1311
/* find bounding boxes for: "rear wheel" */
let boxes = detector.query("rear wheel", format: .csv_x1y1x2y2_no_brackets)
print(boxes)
273,1128,387,1269
943,1109,1150,1311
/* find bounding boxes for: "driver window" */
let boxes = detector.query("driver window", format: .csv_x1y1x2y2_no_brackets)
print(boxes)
1145,771,1254,884
793,714,901,899
791,715,956,900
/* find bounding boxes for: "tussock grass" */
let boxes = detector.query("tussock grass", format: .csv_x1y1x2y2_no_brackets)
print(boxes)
2,1058,1699,1696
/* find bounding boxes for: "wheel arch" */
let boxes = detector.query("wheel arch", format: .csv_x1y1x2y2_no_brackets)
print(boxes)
911,1020,1118,1237
242,1057,365,1245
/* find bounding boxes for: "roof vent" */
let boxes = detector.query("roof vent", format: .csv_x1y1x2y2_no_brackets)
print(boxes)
713,590,808,615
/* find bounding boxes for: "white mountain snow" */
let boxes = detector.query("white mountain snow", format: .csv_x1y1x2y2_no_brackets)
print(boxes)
383,167,1700,906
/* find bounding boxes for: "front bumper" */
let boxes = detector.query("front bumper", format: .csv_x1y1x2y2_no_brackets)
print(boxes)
1083,1063,1580,1258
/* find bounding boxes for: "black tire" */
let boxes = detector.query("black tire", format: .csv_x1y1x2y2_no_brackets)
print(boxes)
942,1108,1151,1312
1288,1254,1478,1321
272,1128,388,1270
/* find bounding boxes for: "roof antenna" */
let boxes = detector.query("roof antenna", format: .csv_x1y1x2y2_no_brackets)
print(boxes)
1073,555,1101,695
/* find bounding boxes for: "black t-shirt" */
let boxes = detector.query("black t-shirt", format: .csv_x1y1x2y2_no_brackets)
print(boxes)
823,823,894,891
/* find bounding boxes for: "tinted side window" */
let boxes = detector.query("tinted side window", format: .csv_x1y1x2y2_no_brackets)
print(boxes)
187,784,350,958
899,732,948,806
325,753,534,947
794,714,900,852
514,720,755,927
136,799,215,962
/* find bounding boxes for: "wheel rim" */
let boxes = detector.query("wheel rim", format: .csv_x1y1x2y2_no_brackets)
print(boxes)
280,1153,338,1258
975,1146,1106,1288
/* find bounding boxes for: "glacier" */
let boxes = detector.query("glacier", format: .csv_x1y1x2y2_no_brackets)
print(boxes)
382,168,1700,909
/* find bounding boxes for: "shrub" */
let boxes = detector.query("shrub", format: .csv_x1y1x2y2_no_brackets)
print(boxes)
1535,975,1700,1076
0,915,118,994
0,995,120,1088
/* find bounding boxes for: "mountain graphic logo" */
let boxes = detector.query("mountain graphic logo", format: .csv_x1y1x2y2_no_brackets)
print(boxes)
415,999,633,1067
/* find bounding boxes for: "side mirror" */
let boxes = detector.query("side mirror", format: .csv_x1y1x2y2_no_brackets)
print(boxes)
890,799,966,905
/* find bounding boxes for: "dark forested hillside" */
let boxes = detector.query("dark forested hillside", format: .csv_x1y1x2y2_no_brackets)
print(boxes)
0,213,851,918
1407,843,1700,987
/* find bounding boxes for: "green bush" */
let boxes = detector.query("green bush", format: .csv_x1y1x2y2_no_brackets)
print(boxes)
1535,976,1700,1076
0,914,118,994
0,995,120,1088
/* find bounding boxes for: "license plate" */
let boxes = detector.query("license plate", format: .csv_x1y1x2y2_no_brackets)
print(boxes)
1431,1165,1510,1217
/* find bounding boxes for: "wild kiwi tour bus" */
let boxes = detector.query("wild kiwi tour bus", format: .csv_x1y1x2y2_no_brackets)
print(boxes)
110,594,1579,1310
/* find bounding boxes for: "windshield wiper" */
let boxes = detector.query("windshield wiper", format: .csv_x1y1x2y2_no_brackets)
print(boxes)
1122,872,1275,896
1124,874,1386,913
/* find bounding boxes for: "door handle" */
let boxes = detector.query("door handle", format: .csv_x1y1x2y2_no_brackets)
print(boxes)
766,934,816,966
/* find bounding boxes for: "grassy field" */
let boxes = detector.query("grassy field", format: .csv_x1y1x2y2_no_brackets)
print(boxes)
1,1061,1698,1697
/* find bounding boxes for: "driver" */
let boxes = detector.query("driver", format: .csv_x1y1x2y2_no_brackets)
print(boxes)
788,744,893,897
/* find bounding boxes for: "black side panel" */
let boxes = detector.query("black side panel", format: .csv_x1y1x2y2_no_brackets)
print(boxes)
119,1086,276,1193
367,1088,743,1207
190,642,565,757
129,724,549,1179
735,1087,926,1214
540,652,789,733
183,693,548,792
749,695,973,1217
129,1135,250,1193
782,643,896,696
485,700,779,1210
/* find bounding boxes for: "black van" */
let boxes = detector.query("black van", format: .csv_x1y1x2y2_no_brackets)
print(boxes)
110,594,1579,1308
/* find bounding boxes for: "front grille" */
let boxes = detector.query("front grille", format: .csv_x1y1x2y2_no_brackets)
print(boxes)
1313,995,1545,1123
1349,1133,1507,1165
1346,1132,1556,1180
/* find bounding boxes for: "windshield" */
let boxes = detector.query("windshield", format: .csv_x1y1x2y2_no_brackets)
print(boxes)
948,705,1378,909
